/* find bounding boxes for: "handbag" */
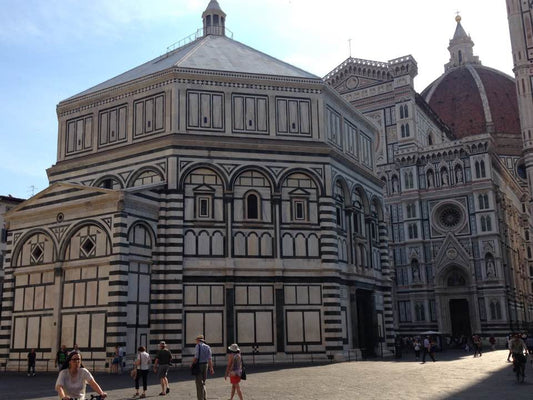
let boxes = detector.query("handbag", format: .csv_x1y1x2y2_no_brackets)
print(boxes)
191,344,202,375
240,358,247,380
130,368,137,380
191,361,200,375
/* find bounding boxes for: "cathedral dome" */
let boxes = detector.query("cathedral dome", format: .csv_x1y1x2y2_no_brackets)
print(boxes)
421,17,521,155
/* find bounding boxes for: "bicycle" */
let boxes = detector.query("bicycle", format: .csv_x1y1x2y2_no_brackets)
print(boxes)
65,395,106,400
512,352,527,383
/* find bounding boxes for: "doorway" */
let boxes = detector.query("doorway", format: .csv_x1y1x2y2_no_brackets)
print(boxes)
449,299,471,337
356,290,377,358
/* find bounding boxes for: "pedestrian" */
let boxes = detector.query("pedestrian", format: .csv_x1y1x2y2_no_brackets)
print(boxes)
111,346,121,374
421,336,435,363
413,338,421,360
526,335,533,357
191,334,215,400
56,344,69,370
27,348,36,376
507,333,513,362
225,343,244,400
154,341,172,396
489,336,496,351
55,351,107,400
133,346,151,398
473,335,482,357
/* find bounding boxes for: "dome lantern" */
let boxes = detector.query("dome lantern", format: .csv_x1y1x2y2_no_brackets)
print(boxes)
202,0,227,37
445,15,480,71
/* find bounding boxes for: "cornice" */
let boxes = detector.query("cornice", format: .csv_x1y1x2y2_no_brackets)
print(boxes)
57,68,324,117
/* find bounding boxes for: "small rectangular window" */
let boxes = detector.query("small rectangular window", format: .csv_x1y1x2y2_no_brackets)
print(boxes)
197,196,211,218
293,199,306,221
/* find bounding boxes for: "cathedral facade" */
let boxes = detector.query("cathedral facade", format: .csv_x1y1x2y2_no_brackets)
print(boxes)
0,2,393,370
325,15,532,340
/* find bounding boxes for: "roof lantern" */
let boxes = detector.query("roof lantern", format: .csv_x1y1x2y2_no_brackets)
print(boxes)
202,0,226,37
445,15,480,71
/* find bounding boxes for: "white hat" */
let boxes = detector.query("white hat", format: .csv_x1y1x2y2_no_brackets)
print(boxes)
228,343,240,352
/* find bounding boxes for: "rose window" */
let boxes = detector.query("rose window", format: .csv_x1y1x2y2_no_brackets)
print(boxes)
434,203,465,231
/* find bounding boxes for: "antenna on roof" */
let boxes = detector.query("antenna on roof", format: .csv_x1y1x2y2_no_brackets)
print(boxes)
29,185,36,197
348,38,352,58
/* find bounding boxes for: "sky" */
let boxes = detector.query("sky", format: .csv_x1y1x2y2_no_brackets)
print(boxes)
0,0,513,200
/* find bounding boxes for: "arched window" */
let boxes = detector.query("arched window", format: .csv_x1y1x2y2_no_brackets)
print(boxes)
480,160,486,177
399,105,404,119
475,161,481,178
428,133,433,146
411,258,420,281
335,181,345,229
404,105,409,118
406,202,416,218
441,167,449,185
401,125,406,137
403,171,414,189
415,303,425,321
245,192,260,220
353,193,363,234
490,301,502,320
408,223,418,239
478,194,489,210
481,215,492,232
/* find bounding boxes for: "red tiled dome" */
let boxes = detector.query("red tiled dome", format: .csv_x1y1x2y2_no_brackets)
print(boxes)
421,65,521,155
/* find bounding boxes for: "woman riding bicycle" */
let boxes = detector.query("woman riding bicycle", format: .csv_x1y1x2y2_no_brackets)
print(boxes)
510,333,528,382
55,351,107,400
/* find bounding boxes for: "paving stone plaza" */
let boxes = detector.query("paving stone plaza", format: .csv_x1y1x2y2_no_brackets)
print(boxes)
2,349,532,400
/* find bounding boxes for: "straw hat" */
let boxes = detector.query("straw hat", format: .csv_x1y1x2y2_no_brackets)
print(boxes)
228,343,240,352
196,334,205,342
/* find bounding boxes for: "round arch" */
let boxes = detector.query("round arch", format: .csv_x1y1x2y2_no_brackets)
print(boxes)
126,166,165,188
229,165,276,191
351,184,371,214
10,228,58,267
58,220,113,260
276,168,325,196
178,162,229,192
127,220,157,246
93,174,124,189
332,175,350,206
369,195,385,221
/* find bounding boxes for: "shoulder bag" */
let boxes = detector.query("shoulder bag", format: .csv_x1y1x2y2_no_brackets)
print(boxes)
191,344,202,375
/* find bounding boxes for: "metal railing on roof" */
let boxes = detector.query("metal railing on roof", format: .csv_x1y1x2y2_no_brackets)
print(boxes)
165,27,234,54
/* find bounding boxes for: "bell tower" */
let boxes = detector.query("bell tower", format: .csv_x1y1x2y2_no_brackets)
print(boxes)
506,1,533,197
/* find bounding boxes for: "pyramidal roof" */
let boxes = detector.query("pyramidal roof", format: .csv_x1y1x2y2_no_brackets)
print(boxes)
66,2,319,101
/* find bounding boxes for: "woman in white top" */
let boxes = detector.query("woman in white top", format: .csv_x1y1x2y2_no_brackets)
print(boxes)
55,351,107,400
134,346,152,398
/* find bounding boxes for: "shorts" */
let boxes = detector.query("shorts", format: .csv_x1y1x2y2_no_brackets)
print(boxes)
112,357,120,364
230,375,241,384
158,364,170,379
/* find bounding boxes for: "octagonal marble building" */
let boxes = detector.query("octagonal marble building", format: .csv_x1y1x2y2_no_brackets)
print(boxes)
0,1,392,370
